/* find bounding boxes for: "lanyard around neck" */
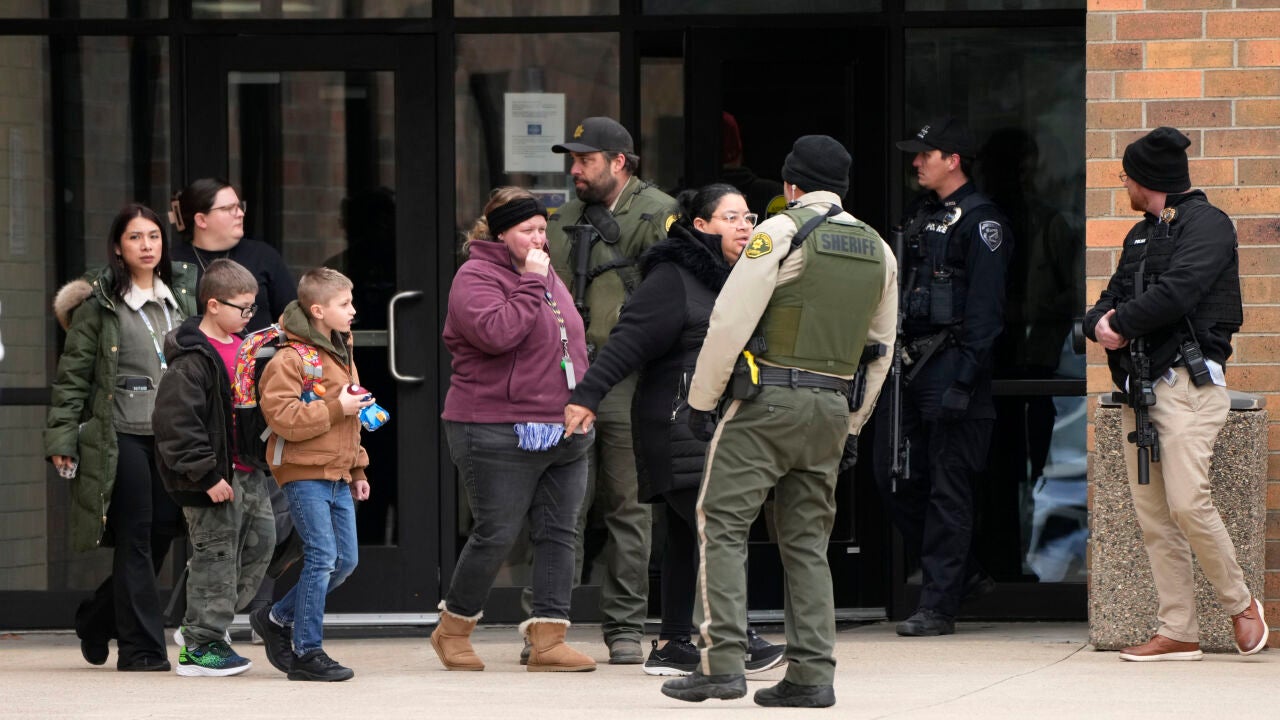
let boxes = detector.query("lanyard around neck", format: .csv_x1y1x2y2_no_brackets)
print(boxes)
135,301,174,371
543,290,575,390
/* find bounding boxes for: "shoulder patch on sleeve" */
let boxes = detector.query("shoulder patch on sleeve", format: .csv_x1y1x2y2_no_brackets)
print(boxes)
744,232,773,259
978,220,1002,252
665,214,677,232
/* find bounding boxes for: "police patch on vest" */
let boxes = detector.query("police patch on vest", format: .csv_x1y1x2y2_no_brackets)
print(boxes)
816,230,877,260
745,232,773,258
979,221,1002,252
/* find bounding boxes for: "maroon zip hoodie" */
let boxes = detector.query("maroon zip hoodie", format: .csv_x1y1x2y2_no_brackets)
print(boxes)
442,239,588,423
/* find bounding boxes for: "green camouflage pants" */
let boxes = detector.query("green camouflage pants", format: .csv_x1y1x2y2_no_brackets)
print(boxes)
180,467,276,645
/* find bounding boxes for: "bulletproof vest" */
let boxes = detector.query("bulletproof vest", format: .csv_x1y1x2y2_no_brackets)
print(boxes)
1112,193,1243,372
760,207,885,376
902,192,994,333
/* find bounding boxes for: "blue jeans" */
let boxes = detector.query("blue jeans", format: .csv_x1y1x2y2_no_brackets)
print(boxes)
271,480,358,656
444,422,591,619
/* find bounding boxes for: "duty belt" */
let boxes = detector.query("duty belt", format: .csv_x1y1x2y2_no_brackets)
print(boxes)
757,366,850,395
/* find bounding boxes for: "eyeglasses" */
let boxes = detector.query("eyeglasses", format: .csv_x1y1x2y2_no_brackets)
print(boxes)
217,299,258,319
715,212,758,227
1118,172,1128,183
208,200,247,216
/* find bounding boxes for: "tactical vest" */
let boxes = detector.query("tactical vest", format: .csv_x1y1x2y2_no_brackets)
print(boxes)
1111,193,1243,374
902,191,995,332
760,207,885,376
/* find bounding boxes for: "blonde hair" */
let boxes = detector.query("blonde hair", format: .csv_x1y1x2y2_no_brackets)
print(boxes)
298,267,354,317
461,186,539,257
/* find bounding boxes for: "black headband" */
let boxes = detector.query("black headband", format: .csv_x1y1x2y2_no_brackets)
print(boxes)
486,197,548,238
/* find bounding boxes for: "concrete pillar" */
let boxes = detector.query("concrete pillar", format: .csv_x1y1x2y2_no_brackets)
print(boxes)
1089,393,1268,652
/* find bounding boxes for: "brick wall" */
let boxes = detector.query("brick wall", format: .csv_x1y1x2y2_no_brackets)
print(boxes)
1086,0,1280,646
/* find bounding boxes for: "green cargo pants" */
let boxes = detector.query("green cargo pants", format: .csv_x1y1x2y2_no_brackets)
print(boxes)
695,384,847,685
180,467,276,645
579,373,651,642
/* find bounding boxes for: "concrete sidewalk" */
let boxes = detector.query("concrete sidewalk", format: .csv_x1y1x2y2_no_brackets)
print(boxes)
0,621,1274,719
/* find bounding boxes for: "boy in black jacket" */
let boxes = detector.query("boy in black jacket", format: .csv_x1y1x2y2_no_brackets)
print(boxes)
155,259,276,676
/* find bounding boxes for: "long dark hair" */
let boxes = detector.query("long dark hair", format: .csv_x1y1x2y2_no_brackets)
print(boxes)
674,183,742,230
106,203,173,300
171,177,234,241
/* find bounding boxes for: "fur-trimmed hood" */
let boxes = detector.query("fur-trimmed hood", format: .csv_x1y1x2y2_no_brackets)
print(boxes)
638,222,732,293
53,275,105,331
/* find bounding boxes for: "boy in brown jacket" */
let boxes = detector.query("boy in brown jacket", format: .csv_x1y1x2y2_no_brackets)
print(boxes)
248,267,374,682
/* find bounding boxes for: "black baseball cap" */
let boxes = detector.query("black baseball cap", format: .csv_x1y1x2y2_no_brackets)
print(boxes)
552,116,635,154
896,116,976,158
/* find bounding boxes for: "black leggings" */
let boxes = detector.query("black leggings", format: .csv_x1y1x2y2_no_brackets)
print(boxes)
659,487,700,640
76,433,181,666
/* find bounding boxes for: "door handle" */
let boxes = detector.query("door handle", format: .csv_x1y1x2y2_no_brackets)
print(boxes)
387,290,424,383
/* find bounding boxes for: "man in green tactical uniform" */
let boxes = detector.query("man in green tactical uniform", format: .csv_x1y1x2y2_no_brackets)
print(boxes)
661,135,897,708
546,116,678,664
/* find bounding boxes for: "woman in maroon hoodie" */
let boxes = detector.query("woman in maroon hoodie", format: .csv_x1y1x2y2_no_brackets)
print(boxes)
432,187,596,673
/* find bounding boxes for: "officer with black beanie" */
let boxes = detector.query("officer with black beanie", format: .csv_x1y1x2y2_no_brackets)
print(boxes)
1121,126,1192,194
661,134,896,707
1084,127,1265,662
873,116,1013,638
781,135,851,198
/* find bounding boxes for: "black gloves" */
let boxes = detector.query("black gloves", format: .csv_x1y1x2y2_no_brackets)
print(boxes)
940,383,972,420
688,408,718,442
838,435,859,474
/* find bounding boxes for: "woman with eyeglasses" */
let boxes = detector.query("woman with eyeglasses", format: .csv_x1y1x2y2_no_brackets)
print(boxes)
46,203,198,671
562,183,785,677
169,178,296,334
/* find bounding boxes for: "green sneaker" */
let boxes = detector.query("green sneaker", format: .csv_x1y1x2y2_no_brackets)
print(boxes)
176,641,252,677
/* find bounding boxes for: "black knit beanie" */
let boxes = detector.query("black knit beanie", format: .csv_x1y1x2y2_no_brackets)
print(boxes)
1122,127,1192,193
781,135,851,197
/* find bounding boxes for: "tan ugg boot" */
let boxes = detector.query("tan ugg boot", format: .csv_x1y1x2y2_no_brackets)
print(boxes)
521,618,596,672
430,601,484,671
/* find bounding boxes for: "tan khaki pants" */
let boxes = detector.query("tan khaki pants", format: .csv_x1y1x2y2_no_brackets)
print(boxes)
1121,367,1251,642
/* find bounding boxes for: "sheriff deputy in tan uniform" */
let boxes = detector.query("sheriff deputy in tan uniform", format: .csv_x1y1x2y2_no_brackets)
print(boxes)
661,135,897,708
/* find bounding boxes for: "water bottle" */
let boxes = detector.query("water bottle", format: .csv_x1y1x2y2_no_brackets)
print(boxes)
347,383,390,431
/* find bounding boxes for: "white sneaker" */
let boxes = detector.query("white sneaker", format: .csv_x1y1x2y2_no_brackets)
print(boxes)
172,627,232,647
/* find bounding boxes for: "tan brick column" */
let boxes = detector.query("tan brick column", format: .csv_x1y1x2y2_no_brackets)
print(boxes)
1087,1,1280,647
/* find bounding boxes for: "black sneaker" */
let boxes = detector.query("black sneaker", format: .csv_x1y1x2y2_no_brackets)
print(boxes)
249,606,293,674
660,670,747,702
287,649,354,682
744,628,787,674
643,638,700,677
896,608,955,637
754,679,836,708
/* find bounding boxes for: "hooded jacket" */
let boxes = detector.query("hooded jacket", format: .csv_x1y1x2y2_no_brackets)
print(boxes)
153,315,236,506
44,262,198,551
259,301,370,486
569,222,731,501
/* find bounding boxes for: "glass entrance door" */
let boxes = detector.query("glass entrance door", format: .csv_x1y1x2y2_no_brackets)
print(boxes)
182,35,440,613
677,26,891,618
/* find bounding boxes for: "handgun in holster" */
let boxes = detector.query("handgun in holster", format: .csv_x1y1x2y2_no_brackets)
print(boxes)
729,334,768,400
850,342,887,411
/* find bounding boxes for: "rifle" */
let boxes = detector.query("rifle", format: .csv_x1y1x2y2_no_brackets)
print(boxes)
564,224,598,329
1117,259,1159,485
888,227,916,493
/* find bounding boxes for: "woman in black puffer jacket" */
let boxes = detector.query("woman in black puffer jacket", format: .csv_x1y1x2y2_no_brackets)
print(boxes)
565,184,785,676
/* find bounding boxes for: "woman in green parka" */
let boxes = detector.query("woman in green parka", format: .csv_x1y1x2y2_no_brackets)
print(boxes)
45,203,197,672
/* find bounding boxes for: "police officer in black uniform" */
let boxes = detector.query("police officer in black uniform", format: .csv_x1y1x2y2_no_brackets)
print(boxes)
876,117,1013,636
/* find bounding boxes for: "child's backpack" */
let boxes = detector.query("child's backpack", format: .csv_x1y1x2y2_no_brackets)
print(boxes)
232,324,323,470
